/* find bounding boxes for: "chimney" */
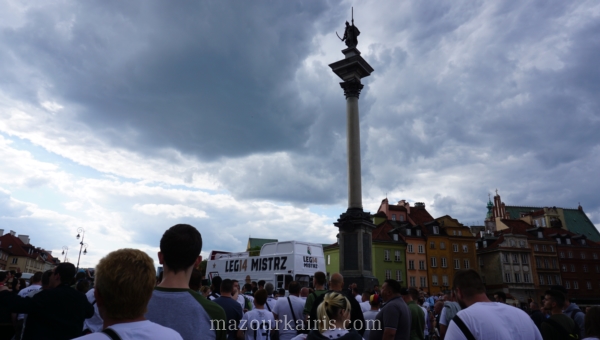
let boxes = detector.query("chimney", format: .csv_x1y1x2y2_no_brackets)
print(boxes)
18,235,30,245
0,229,3,236
10,230,16,236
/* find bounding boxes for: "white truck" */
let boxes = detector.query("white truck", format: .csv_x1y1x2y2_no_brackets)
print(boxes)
206,241,325,290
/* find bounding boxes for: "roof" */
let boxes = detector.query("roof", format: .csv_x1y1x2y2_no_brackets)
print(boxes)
409,206,434,226
247,238,278,250
372,220,395,241
0,234,29,257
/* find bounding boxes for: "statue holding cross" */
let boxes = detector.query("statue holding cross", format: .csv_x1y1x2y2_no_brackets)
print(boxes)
337,8,361,48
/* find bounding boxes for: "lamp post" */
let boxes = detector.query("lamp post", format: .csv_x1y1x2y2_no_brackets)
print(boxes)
75,228,88,271
62,246,69,263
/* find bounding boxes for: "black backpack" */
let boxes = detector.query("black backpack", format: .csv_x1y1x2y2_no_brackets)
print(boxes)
542,317,579,339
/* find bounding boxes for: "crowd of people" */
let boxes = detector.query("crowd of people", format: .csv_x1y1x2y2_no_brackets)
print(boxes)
1,223,600,340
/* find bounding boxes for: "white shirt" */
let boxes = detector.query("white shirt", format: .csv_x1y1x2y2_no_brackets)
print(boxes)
445,302,542,340
420,305,428,335
240,309,276,340
83,288,104,333
73,320,182,339
18,284,41,320
272,295,305,340
440,305,448,325
360,300,370,313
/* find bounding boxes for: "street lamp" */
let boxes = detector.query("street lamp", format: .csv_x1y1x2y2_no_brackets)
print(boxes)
62,246,69,263
76,228,88,271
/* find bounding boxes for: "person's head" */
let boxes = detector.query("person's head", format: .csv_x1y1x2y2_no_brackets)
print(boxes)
277,288,285,297
550,285,571,305
494,291,507,303
300,287,310,298
94,248,156,321
220,279,234,294
345,21,350,27
373,285,380,293
288,281,301,296
254,289,268,307
251,281,257,289
313,272,326,288
158,224,202,274
12,279,20,292
434,300,444,314
258,280,265,289
530,301,540,311
76,279,90,293
369,294,381,308
8,270,15,279
329,273,344,291
543,290,565,312
452,269,486,308
362,291,370,302
243,283,252,293
381,279,402,302
585,306,600,338
74,271,86,283
265,282,274,296
51,263,77,288
200,285,211,297
211,276,222,294
30,272,43,285
232,280,240,293
189,269,202,291
41,270,52,289
317,292,351,333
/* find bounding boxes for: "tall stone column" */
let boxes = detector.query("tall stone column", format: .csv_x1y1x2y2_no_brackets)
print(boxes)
329,46,378,291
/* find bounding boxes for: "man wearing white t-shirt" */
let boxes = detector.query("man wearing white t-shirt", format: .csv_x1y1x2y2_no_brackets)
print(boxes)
272,281,305,340
445,269,542,340
74,248,182,340
238,289,276,340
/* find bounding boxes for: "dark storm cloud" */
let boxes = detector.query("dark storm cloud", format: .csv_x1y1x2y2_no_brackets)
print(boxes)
0,1,336,159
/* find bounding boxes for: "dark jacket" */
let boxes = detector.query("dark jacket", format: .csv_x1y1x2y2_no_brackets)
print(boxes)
306,329,363,340
0,284,94,340
530,309,545,330
308,290,365,336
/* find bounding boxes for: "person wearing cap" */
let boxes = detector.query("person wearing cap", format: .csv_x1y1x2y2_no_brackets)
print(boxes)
401,288,425,340
550,285,585,339
363,294,381,340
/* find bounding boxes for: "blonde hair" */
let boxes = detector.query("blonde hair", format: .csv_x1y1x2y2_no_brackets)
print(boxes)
95,248,156,320
316,292,351,333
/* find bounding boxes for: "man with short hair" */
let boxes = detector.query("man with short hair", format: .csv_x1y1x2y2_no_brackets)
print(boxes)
237,289,275,340
0,263,94,339
272,281,304,340
540,290,578,340
550,285,585,339
308,273,365,336
439,290,461,340
214,279,244,340
303,271,327,317
529,301,545,331
209,276,223,301
401,288,424,340
146,224,227,340
264,283,276,312
360,291,371,313
21,270,53,337
445,269,541,340
13,271,43,339
369,279,410,340
240,283,254,312
299,287,309,300
74,248,182,339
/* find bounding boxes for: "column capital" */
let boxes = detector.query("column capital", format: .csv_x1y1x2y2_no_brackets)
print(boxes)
340,81,364,99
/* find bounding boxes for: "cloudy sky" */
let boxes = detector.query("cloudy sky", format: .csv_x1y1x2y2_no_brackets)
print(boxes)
1,0,599,268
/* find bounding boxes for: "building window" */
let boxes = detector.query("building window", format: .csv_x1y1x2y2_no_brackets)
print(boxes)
395,250,401,261
502,253,509,263
458,231,462,236
420,276,427,288
454,259,460,269
11,258,17,264
416,229,422,236
513,254,520,264
581,239,586,245
463,260,470,269
552,259,557,269
384,250,390,261
419,260,426,270
550,245,554,252
393,234,398,241
431,257,437,268
392,214,396,221
571,264,576,272
565,281,570,289
562,264,567,272
584,265,588,273
566,238,571,245
594,253,598,260
327,255,330,265
385,270,391,280
408,245,414,253
396,270,402,282
581,252,586,259
537,231,543,238
596,265,600,273
441,257,447,268
568,252,573,258
524,273,530,283
556,238,562,244
521,254,528,264
519,240,525,247
510,239,515,247
463,245,468,253
544,258,549,268
418,245,424,254
410,276,416,287
542,245,547,252
536,257,542,267
430,241,435,249
399,215,405,222
442,275,449,286
515,273,521,283
433,226,439,234
505,273,512,283
440,242,446,249
453,244,459,253
574,281,579,289
406,229,412,236
409,260,415,270
560,252,565,258
554,275,561,285
539,275,544,285
534,244,539,251
432,275,438,286
587,281,592,290
547,275,553,285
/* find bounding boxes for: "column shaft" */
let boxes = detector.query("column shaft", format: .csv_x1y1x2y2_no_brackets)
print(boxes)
346,96,362,209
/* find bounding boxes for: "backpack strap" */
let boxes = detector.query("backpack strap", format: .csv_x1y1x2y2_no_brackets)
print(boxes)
287,297,298,325
451,315,476,340
542,318,577,339
102,328,123,340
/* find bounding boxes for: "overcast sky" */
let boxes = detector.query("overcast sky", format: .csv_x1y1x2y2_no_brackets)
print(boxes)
1,0,599,269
